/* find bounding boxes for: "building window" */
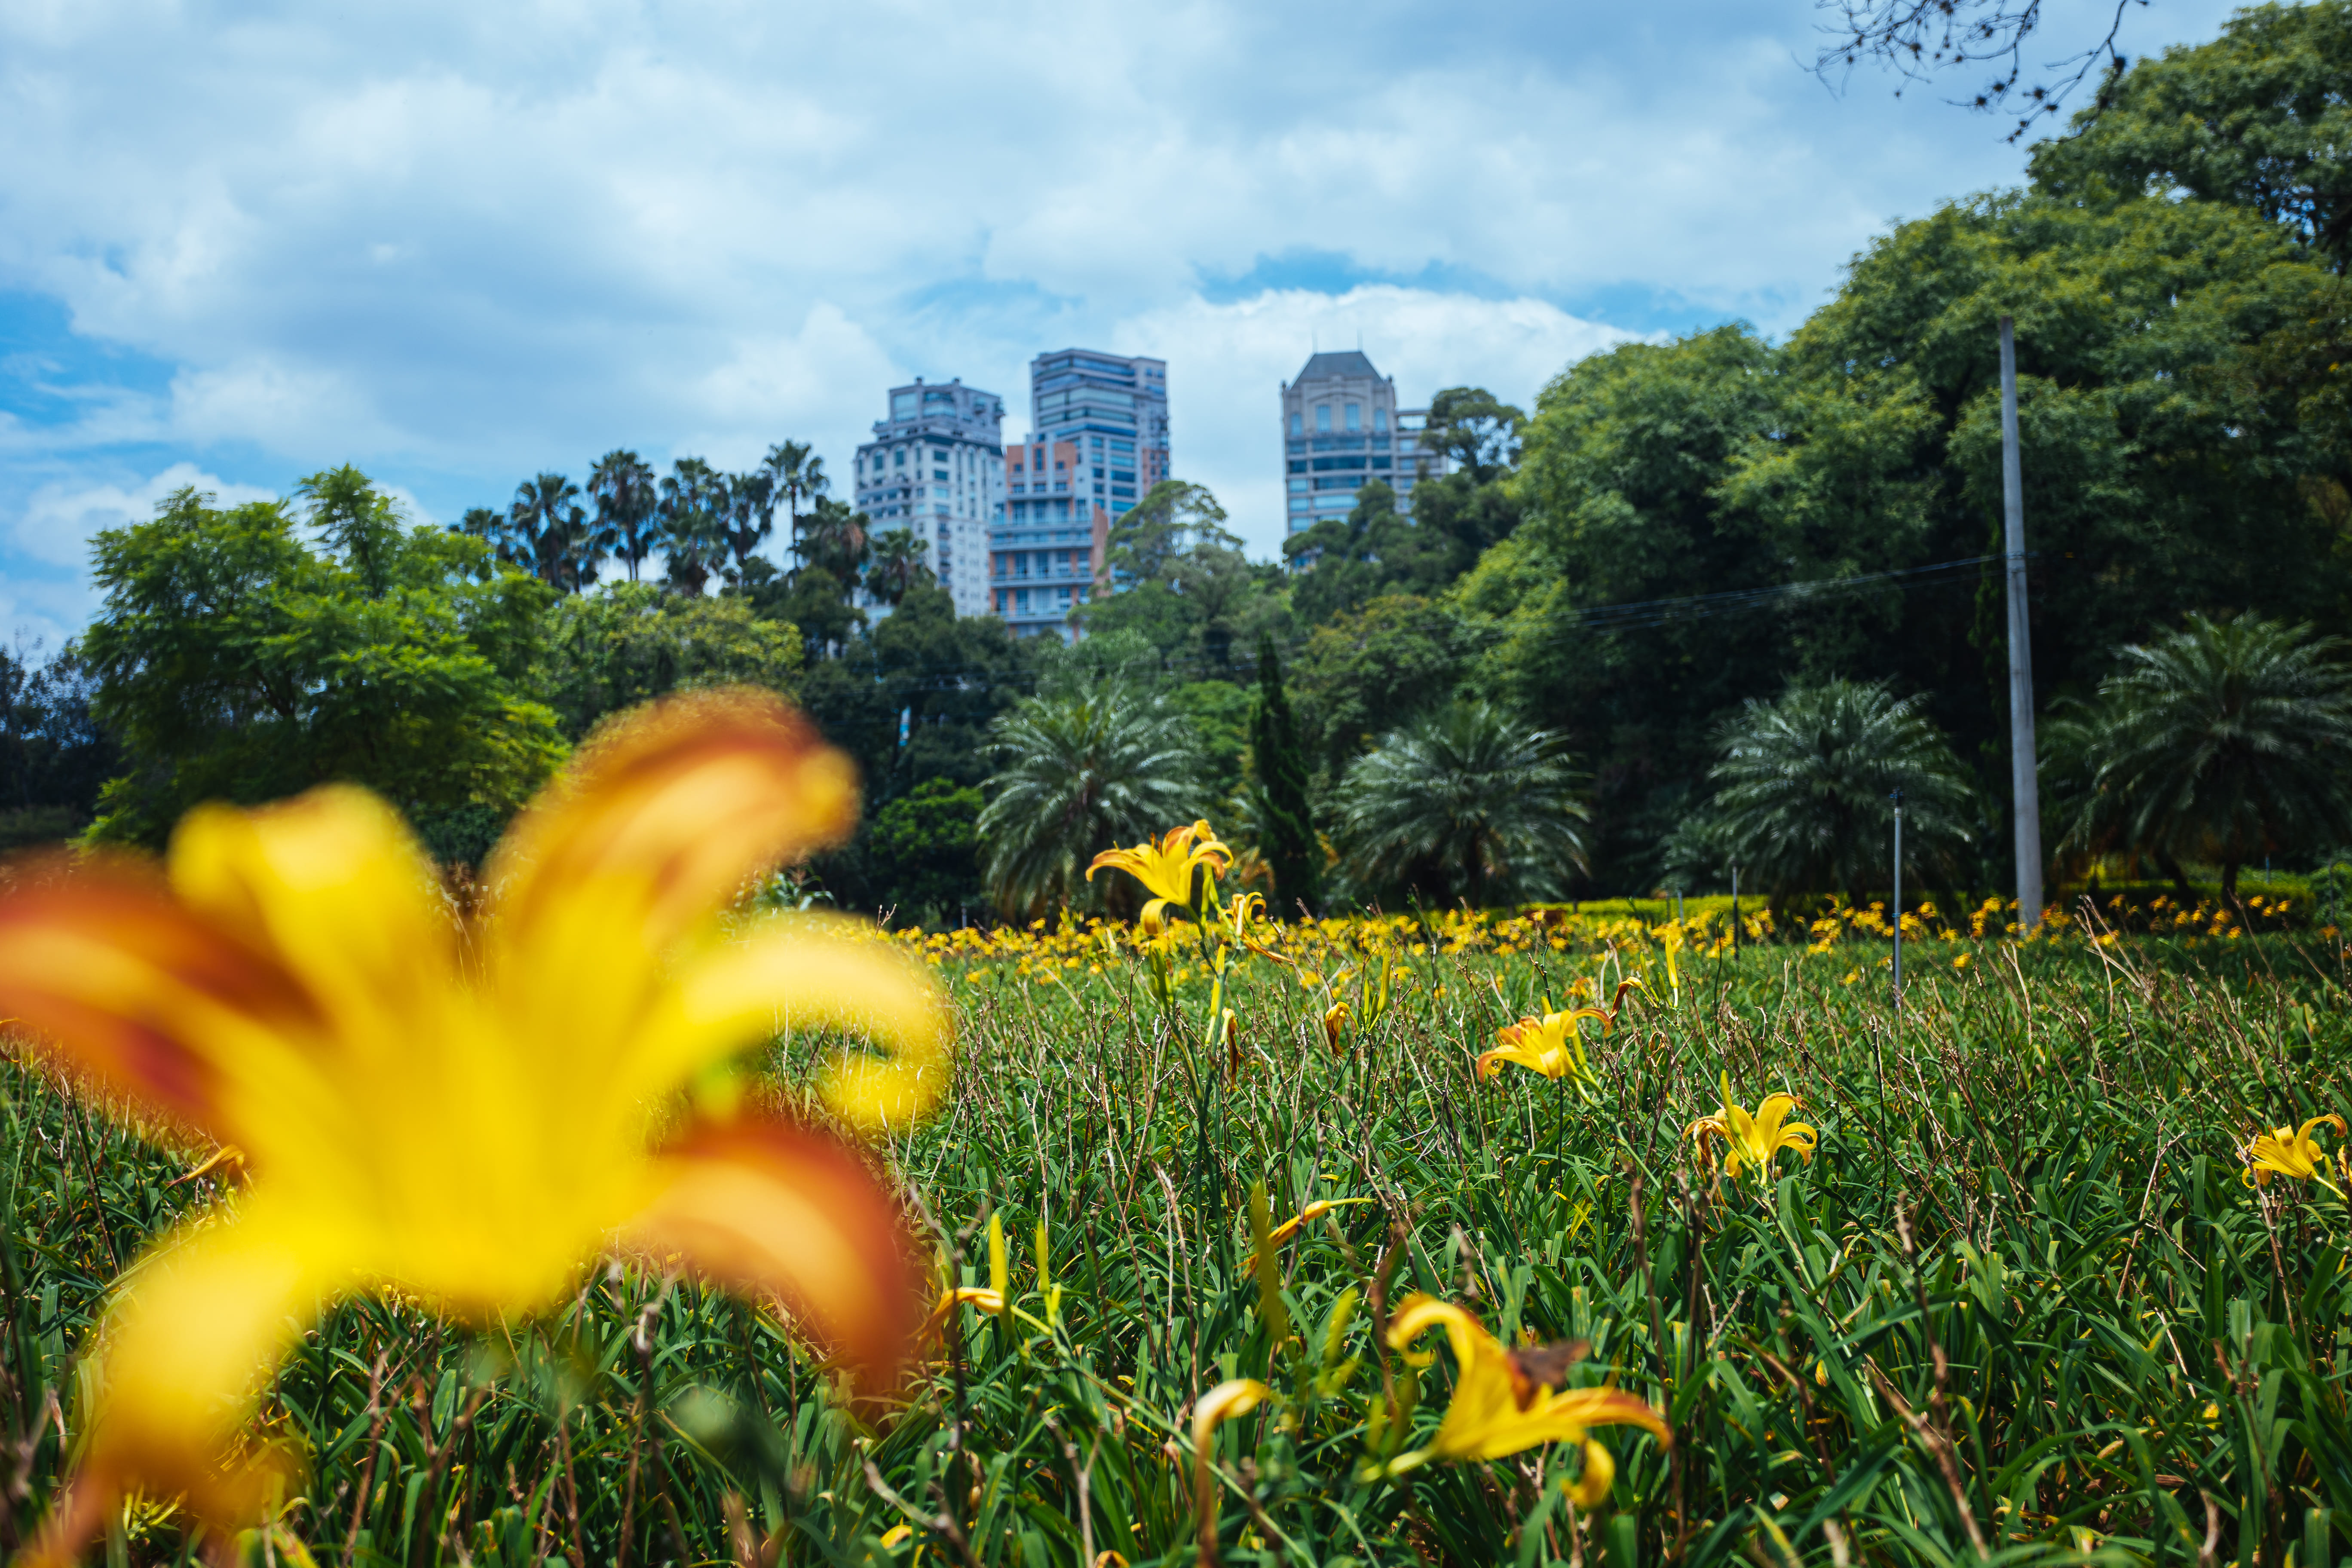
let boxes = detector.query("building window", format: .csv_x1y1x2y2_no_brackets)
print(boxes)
1289,412,1302,436
894,450,906,467
1289,478,1309,492
1346,404,1361,431
1316,406,1332,433
1374,407,1389,433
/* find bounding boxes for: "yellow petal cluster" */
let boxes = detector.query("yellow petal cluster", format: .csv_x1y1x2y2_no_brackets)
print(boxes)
1084,820,1230,930
1687,1072,1818,1178
2242,1113,2347,1189
0,689,947,1554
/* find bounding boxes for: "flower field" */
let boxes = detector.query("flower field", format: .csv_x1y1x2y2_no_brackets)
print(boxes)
2,897,2346,1568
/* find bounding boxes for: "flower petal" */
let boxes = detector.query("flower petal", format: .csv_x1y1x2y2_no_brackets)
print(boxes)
624,1114,923,1392
659,914,951,1133
37,1200,339,1562
484,690,858,1072
0,857,328,1144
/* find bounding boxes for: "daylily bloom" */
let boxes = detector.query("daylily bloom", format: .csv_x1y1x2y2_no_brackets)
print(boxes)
0,689,947,1556
2242,1113,2347,1190
1266,1195,1374,1245
1192,1377,1272,1562
1476,981,1638,1085
1322,999,1351,1054
1086,820,1231,931
1687,1072,1818,1178
1384,1295,1667,1491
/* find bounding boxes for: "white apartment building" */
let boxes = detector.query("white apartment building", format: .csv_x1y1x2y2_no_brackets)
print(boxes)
852,378,1005,619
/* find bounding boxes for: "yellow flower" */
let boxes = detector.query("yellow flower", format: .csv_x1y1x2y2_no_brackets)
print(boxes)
1384,1295,1667,1482
1475,982,1637,1084
1192,1378,1272,1556
1084,820,1231,930
1323,999,1351,1054
0,690,946,1553
2241,1113,2347,1189
1266,1195,1374,1245
1687,1072,1818,1178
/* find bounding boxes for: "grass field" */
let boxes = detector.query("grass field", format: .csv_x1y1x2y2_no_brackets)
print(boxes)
3,904,2349,1568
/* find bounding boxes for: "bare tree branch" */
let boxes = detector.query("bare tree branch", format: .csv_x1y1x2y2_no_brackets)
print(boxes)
1813,0,2146,140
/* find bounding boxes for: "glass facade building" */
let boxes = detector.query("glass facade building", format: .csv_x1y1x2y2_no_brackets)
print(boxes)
1278,351,1435,539
992,349,1169,640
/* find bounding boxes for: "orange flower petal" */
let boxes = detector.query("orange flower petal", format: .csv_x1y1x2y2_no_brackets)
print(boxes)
625,1114,922,1393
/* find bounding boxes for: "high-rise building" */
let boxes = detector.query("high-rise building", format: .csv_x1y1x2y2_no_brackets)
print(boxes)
991,349,1169,640
852,378,1005,619
1279,351,1436,539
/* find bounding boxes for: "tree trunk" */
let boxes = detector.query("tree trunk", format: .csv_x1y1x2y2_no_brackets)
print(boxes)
2154,848,2198,906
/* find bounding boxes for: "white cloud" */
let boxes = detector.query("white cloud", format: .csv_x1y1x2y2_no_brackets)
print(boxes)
12,462,276,569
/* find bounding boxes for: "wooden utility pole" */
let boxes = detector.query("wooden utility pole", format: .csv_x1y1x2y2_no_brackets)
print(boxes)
1998,316,2045,931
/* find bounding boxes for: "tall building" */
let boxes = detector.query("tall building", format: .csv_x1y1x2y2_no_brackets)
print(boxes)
992,349,1169,640
1280,351,1436,539
851,378,1005,619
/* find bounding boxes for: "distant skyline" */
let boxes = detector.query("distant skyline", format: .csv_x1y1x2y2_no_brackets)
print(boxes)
0,0,2246,646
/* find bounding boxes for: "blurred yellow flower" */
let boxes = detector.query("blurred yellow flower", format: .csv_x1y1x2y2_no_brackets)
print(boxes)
1266,1195,1374,1245
0,690,945,1556
1687,1073,1818,1178
1323,999,1351,1054
1384,1295,1667,1481
1193,1377,1273,1556
2242,1113,2347,1191
1084,820,1231,931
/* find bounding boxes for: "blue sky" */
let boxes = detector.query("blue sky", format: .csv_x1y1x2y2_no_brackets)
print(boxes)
0,0,2245,645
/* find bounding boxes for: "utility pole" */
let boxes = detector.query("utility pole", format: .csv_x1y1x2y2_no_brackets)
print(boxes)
1999,316,2045,932
1890,790,1904,1008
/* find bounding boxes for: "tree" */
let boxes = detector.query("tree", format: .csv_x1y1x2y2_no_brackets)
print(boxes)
0,640,117,848
2049,615,2352,904
508,472,601,592
796,496,871,588
1421,386,1526,484
589,450,660,582
79,479,563,848
1811,0,2141,140
1674,681,1976,904
719,470,776,584
867,530,933,607
1250,634,1321,916
299,464,404,594
866,778,984,925
975,671,1200,918
535,582,803,741
1332,701,1587,907
1290,594,1473,782
659,459,729,597
760,441,830,561
1283,480,1452,627
2030,2,2352,269
1104,481,1239,582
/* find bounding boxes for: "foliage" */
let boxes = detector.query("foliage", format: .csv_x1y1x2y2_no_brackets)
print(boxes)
1334,700,1588,906
658,458,731,597
1290,593,1475,784
0,641,116,835
1102,480,1237,583
975,669,1200,918
587,450,660,583
1169,680,1251,807
80,478,564,848
866,530,934,607
1250,635,1321,917
864,776,984,926
2030,0,2352,269
1282,481,1455,627
1674,679,1977,902
535,582,802,740
2046,613,2352,903
9,908,2347,1568
1083,484,1285,677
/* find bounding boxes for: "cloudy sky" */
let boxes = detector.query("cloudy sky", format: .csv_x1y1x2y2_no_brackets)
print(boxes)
0,0,2243,645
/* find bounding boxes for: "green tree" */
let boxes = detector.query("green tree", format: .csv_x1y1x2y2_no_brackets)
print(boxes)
1283,481,1453,627
1289,594,1473,781
80,479,563,848
1672,681,1977,904
2029,1,2352,269
535,582,802,740
975,671,1200,918
2049,615,2352,904
1421,386,1526,483
867,530,934,607
866,777,984,925
1250,634,1321,916
658,459,729,597
760,441,829,562
1104,481,1237,582
1332,701,1587,907
588,451,660,582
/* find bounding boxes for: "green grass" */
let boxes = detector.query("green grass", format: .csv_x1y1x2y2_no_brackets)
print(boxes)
4,928,2350,1568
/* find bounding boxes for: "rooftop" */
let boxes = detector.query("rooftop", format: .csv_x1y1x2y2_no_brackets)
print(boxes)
1292,350,1383,383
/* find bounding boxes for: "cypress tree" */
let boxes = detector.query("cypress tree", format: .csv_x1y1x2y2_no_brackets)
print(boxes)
1251,634,1321,916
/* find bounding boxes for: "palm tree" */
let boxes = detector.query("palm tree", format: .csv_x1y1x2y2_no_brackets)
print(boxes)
658,459,728,597
508,473,584,590
977,674,1201,918
722,471,778,583
2051,615,2352,905
588,451,659,582
760,442,829,563
1679,680,1975,904
1333,701,1587,906
797,497,871,588
867,529,932,606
